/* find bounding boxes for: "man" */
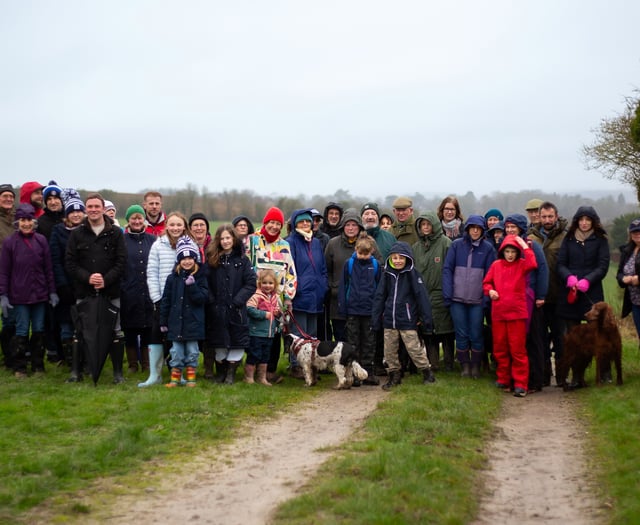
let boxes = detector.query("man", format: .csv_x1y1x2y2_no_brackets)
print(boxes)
19,181,45,218
37,181,65,240
143,191,166,236
0,184,16,369
361,202,395,260
528,201,568,386
65,193,127,383
391,196,418,245
320,202,343,239
310,208,330,251
525,198,543,229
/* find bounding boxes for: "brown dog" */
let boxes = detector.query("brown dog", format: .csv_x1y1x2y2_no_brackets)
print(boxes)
557,301,623,391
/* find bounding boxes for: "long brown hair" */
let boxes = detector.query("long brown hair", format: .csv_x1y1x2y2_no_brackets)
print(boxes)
437,196,464,222
206,223,242,268
164,211,192,249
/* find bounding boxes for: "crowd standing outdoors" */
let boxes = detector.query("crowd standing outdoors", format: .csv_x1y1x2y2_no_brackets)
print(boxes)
0,183,633,396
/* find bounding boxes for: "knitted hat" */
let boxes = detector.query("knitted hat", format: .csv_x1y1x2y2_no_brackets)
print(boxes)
104,200,116,213
15,203,36,220
361,202,380,217
176,236,199,262
262,206,285,226
43,181,63,203
0,184,15,197
484,208,503,221
189,212,210,233
504,213,528,234
125,204,145,221
294,212,313,225
64,197,85,216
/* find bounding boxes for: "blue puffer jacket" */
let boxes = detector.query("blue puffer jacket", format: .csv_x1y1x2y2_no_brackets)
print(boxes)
337,252,380,316
286,209,328,314
442,215,496,306
371,241,433,331
160,266,208,341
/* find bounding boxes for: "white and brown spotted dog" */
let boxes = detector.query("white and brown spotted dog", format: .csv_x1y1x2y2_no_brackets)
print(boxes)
284,333,368,389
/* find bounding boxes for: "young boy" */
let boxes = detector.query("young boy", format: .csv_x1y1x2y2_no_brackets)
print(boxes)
338,234,381,385
482,234,537,397
371,241,436,390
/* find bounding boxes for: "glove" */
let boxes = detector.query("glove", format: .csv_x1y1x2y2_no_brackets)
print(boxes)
160,326,168,333
0,295,13,318
49,293,60,308
184,275,195,286
576,279,590,293
566,275,578,288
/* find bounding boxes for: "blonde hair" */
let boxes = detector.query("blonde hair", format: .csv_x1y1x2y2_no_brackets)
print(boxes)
257,268,278,286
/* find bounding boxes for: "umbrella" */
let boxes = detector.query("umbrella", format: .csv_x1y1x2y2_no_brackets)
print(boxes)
71,293,119,385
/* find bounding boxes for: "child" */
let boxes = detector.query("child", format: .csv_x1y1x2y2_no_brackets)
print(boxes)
338,233,381,385
482,234,537,397
246,269,283,386
371,241,436,390
0,204,58,377
160,236,208,387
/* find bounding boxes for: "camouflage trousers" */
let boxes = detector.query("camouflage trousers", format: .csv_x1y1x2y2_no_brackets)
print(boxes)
383,329,430,372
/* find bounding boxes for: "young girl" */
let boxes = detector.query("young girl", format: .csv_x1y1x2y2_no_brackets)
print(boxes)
338,233,381,385
482,234,537,397
0,203,58,377
246,269,283,386
160,236,208,387
207,224,257,384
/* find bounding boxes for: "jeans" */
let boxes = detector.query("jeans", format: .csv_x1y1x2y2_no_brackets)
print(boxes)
168,340,200,368
247,336,272,365
14,303,46,337
449,302,484,351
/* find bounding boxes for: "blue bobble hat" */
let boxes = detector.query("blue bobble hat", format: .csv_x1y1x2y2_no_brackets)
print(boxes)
43,180,63,202
176,236,199,262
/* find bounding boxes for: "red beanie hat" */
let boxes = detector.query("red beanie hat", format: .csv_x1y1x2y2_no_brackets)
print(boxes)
263,207,284,226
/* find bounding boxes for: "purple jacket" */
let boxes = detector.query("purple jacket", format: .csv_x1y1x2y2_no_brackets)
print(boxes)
0,231,55,304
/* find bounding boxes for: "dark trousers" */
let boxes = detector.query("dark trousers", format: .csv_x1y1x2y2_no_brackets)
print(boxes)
345,315,375,370
527,306,546,390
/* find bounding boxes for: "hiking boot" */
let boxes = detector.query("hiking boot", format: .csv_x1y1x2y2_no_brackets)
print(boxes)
422,367,436,384
513,387,527,398
382,370,401,391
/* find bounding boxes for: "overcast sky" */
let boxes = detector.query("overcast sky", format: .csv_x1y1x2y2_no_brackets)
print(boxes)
2,1,639,201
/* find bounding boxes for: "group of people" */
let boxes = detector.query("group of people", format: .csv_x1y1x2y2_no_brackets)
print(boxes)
0,182,637,395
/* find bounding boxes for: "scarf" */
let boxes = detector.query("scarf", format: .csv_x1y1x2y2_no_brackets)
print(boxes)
261,226,280,244
442,218,461,239
295,228,314,242
574,228,593,243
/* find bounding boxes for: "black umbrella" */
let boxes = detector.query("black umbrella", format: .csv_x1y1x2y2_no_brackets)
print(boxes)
71,293,119,385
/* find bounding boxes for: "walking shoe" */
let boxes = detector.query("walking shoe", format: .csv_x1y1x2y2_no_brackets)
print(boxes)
513,387,527,398
494,381,510,392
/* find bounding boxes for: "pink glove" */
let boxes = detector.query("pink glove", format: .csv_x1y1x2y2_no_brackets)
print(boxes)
566,275,578,288
576,279,590,293
160,326,168,333
185,275,195,286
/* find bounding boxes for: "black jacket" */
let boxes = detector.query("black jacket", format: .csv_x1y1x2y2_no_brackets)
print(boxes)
65,215,127,300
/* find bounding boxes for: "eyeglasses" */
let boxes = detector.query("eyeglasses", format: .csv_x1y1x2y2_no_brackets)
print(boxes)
443,207,456,212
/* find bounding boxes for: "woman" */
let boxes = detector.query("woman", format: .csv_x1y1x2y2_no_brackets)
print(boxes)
286,209,329,378
188,212,212,264
138,211,193,387
206,224,256,384
412,211,454,371
121,205,156,374
248,207,297,384
437,196,464,241
617,217,640,346
556,206,610,383
49,195,85,376
442,215,496,378
232,215,255,256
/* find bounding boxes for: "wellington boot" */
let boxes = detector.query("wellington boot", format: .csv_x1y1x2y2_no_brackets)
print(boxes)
165,367,182,388
138,344,164,388
425,337,440,372
61,338,74,368
111,338,125,384
224,361,239,385
1,325,16,370
243,363,256,384
11,335,29,376
214,361,227,383
140,346,150,372
185,366,197,387
470,363,481,380
203,346,215,380
256,364,272,386
442,336,455,372
266,371,284,384
382,370,402,391
125,345,139,374
29,332,46,373
422,367,436,384
461,362,471,378
65,339,84,383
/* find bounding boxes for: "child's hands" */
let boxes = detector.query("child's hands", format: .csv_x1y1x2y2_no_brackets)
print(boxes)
489,290,499,301
185,275,195,286
160,326,168,333
515,236,529,250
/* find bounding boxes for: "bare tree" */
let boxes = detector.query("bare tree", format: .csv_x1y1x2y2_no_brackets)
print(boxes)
583,93,640,202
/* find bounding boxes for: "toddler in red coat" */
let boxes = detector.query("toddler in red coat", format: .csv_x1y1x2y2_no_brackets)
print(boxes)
482,234,537,397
